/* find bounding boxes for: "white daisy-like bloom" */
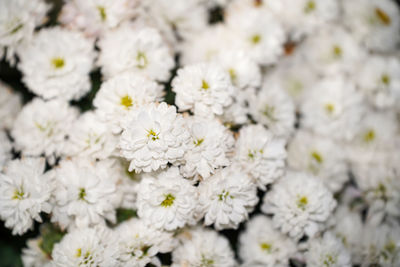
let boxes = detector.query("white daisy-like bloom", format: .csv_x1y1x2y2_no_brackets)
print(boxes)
180,116,234,180
63,111,117,160
360,222,400,266
262,171,336,240
136,167,198,231
278,0,339,40
0,130,12,171
17,27,95,101
300,25,366,76
59,0,139,37
172,227,236,267
287,130,348,193
120,102,190,173
22,237,52,267
219,86,255,125
306,232,352,267
51,158,119,230
51,226,119,267
331,206,363,263
172,63,234,118
141,0,208,45
93,71,163,133
197,165,258,230
356,55,400,109
115,218,176,266
234,124,286,190
300,75,365,141
342,0,400,52
11,98,78,162
0,157,53,235
225,5,286,65
249,83,295,140
98,23,174,82
239,215,297,267
0,81,22,130
0,0,50,63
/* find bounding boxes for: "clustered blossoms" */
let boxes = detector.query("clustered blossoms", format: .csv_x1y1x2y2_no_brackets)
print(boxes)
0,0,400,266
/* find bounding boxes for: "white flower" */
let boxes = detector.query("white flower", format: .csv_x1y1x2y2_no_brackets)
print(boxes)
11,98,78,162
262,171,336,240
22,237,52,267
172,227,236,267
0,157,53,235
234,124,286,190
119,102,190,173
239,215,297,267
249,84,295,140
93,71,163,133
197,165,258,230
51,158,119,229
98,23,174,82
0,81,22,130
0,130,12,171
342,0,400,52
225,6,286,65
115,218,176,266
306,232,351,267
136,167,197,231
59,0,139,37
300,75,365,141
0,0,50,63
51,226,119,267
180,116,234,179
287,130,348,193
17,27,95,101
172,63,234,118
356,55,400,109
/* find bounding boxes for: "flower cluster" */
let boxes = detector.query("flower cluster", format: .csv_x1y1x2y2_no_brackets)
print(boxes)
1,0,400,266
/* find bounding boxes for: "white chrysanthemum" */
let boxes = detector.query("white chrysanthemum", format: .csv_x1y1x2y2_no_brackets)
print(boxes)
51,226,119,267
234,124,286,190
239,215,297,267
98,23,174,81
172,63,234,118
17,27,95,101
306,232,351,267
278,0,339,39
0,81,22,130
287,130,348,193
300,76,365,141
356,55,400,109
136,167,198,231
0,0,50,63
0,157,53,235
59,0,138,37
64,111,117,160
342,0,400,52
115,218,176,266
172,227,236,267
120,103,190,173
301,25,366,76
360,222,400,266
11,98,78,162
22,237,52,267
93,71,163,133
225,6,286,65
51,158,119,229
197,165,258,230
249,84,295,140
180,116,234,179
141,0,208,45
0,130,12,171
262,171,336,240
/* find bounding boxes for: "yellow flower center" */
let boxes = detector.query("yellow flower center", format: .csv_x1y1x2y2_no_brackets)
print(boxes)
251,34,261,44
324,103,335,114
228,68,237,84
201,80,210,90
260,242,272,252
311,151,323,164
120,95,133,109
297,196,308,210
304,1,316,13
78,188,86,201
375,8,391,26
160,194,175,207
51,57,65,69
136,51,148,69
97,6,106,21
332,45,342,59
12,188,25,200
194,138,204,147
147,129,159,141
381,74,390,85
363,129,375,143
